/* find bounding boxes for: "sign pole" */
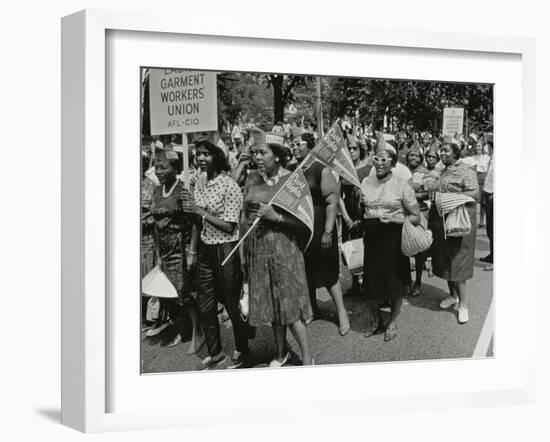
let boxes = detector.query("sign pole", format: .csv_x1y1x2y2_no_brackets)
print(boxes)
181,133,190,190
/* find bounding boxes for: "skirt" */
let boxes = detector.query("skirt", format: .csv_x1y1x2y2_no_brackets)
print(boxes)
303,206,340,289
363,220,411,302
428,203,477,281
246,224,312,327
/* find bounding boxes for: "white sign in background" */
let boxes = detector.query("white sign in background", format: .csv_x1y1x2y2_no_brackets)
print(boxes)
442,107,464,137
148,69,217,135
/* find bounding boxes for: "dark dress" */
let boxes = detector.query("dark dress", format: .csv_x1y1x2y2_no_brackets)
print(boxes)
302,161,340,289
243,171,312,326
341,163,372,242
360,173,418,302
150,180,194,302
428,162,479,281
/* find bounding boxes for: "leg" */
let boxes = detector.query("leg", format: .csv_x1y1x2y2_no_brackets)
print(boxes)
288,320,312,365
440,281,459,309
411,252,426,296
485,192,494,262
304,256,320,319
186,303,205,354
215,242,252,354
196,245,223,357
327,282,350,335
271,323,288,362
384,297,402,341
455,281,469,323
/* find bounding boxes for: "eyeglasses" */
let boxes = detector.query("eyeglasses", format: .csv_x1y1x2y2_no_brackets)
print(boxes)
291,142,306,148
348,146,359,151
373,156,390,164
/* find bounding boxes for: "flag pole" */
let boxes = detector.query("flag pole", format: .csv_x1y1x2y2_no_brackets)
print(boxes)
221,152,313,266
181,133,190,190
316,77,323,140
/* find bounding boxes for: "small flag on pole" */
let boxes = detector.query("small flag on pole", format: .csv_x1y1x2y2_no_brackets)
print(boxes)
310,122,361,187
271,169,315,248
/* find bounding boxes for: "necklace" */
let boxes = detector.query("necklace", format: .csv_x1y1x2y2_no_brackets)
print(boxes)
261,168,283,186
162,180,178,198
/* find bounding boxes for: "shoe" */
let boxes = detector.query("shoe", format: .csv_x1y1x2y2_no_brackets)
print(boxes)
480,255,493,264
227,350,248,369
439,296,458,309
187,336,206,355
410,285,421,297
196,352,227,371
457,305,469,324
483,264,494,272
339,314,351,336
145,322,169,337
269,352,290,368
384,324,397,342
166,334,182,348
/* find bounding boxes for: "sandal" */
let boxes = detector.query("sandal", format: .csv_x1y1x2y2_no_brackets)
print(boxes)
384,324,397,342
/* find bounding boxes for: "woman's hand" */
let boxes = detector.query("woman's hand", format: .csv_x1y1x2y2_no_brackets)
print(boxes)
256,203,279,222
349,220,362,232
379,213,392,224
321,231,333,249
180,189,203,216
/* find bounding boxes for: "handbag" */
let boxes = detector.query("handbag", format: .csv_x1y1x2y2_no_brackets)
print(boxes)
239,282,249,321
444,204,471,237
401,215,433,257
146,296,160,322
341,238,364,275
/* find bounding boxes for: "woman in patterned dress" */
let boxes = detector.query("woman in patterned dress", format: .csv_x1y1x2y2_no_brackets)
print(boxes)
428,139,479,324
360,148,420,341
150,149,204,352
241,141,313,367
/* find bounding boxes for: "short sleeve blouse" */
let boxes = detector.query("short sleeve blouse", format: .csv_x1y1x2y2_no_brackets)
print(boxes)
360,173,418,220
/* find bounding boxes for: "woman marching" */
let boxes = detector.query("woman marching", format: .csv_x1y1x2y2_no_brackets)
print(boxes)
290,130,351,336
181,140,254,370
360,146,421,341
150,149,204,352
241,134,313,367
405,147,430,297
428,138,479,324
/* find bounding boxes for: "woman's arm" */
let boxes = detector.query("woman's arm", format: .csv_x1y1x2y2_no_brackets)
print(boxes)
181,188,238,235
403,182,421,226
321,168,339,248
461,168,480,200
338,197,353,228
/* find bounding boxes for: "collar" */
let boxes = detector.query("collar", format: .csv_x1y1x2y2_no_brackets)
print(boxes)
205,172,225,187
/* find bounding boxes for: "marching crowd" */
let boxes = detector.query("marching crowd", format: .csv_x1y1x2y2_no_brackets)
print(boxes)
141,117,494,370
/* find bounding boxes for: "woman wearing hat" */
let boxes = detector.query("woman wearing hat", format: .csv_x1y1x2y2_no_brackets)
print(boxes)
428,138,479,324
406,147,430,297
360,147,420,341
339,135,372,295
291,131,351,336
241,139,313,366
149,149,204,352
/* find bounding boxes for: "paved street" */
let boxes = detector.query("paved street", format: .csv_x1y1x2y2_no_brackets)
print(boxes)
141,226,493,374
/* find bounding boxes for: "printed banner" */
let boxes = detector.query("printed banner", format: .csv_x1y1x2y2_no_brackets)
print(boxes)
309,122,361,187
271,169,315,247
442,107,464,138
148,69,218,135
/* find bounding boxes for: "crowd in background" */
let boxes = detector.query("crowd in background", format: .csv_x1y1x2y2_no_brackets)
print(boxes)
141,115,494,370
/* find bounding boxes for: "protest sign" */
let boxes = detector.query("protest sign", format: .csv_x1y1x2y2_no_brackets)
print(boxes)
271,169,315,247
309,123,361,187
442,107,464,137
148,69,217,135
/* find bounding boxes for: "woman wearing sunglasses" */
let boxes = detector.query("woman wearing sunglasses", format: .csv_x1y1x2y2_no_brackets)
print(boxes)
339,136,372,295
360,147,420,341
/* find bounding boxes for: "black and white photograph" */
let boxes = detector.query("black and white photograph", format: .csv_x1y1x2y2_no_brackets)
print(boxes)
140,67,494,373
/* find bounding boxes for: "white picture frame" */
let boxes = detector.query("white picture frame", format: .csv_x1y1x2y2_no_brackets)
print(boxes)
61,9,537,433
